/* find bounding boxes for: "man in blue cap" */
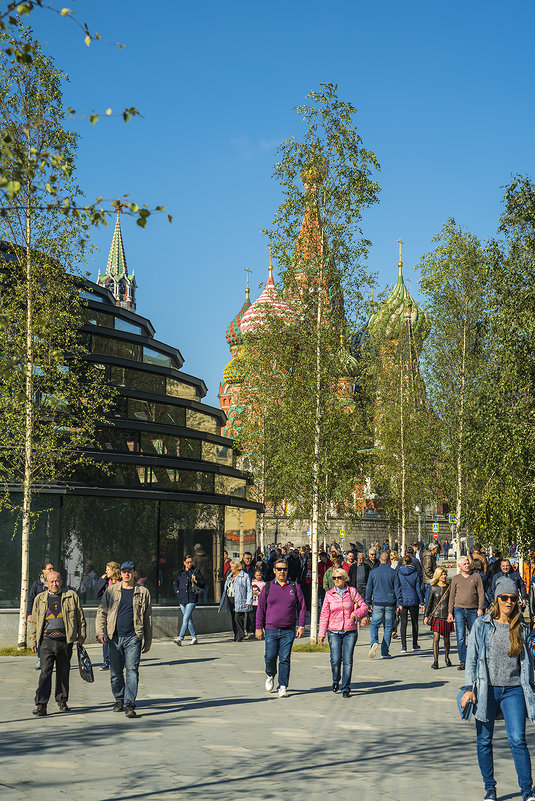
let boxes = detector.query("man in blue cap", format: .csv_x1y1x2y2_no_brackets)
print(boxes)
96,560,152,718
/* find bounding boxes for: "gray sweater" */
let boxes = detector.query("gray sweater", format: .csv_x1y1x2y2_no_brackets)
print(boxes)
488,620,521,686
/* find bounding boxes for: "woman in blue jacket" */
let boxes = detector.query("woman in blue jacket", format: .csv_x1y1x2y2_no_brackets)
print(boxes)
397,556,424,653
173,555,206,645
218,560,253,641
461,577,535,801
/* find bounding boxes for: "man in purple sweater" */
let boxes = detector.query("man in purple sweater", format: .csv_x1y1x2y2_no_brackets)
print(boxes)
255,558,306,697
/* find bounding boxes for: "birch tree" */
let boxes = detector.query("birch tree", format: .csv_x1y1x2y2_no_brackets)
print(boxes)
239,84,380,641
0,32,114,647
417,220,489,557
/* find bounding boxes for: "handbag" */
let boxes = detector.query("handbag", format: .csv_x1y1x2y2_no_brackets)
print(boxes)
77,643,94,683
191,580,204,596
457,682,476,721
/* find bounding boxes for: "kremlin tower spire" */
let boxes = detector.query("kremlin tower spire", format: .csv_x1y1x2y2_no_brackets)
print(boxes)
97,210,137,310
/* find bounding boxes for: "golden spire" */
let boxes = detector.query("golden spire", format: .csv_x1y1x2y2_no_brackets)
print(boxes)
268,244,273,281
397,238,404,278
243,266,252,300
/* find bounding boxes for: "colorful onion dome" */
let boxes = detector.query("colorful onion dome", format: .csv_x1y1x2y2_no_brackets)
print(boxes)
223,352,247,385
336,346,360,379
240,264,297,335
368,260,430,348
226,297,251,347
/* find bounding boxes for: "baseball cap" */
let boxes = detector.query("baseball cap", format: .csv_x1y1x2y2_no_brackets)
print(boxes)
120,560,135,571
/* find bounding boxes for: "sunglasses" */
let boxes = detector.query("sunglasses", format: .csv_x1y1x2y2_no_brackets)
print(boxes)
274,567,288,571
498,594,518,602
333,576,344,580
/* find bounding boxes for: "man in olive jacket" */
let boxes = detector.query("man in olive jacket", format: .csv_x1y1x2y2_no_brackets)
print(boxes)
422,543,439,604
96,560,152,718
29,571,86,716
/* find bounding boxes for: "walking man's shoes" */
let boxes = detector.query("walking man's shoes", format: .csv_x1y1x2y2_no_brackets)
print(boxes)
58,702,70,712
369,642,379,658
125,704,137,718
113,701,124,712
33,704,47,716
457,663,465,671
342,690,351,698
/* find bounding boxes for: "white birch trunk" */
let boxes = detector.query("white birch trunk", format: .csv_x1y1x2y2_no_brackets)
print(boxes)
18,185,34,648
455,307,467,571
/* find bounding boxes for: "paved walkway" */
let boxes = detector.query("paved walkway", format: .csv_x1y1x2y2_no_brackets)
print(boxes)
1,625,533,801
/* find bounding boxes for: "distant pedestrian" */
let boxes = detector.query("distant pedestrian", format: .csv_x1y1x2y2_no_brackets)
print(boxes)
173,555,206,646
366,552,402,659
365,547,379,570
255,559,306,698
490,560,527,610
447,556,485,670
349,552,371,600
424,567,453,669
460,578,535,801
443,540,449,560
318,568,368,697
422,543,439,605
397,556,424,653
96,560,152,718
323,557,343,592
29,571,86,716
219,560,253,641
252,568,266,613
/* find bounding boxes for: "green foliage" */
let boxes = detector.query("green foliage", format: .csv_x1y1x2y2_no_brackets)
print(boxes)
468,178,535,551
236,84,380,524
417,220,489,534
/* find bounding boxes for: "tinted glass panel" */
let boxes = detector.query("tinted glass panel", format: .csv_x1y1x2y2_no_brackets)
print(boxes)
92,334,142,362
143,347,173,368
187,409,218,434
167,377,199,400
99,428,139,452
180,437,201,460
215,475,247,498
82,308,114,328
61,496,158,604
202,442,233,466
80,290,104,302
115,317,143,334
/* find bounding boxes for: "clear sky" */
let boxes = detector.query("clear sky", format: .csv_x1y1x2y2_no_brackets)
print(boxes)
31,0,535,407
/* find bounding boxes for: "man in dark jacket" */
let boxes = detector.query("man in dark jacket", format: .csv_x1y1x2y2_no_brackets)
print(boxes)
397,556,424,652
349,552,371,598
364,547,379,570
366,552,402,659
421,543,439,605
490,559,526,608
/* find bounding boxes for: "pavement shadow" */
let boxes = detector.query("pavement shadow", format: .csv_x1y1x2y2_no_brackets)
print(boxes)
140,657,218,667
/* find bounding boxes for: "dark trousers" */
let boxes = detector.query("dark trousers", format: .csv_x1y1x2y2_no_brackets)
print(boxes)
35,638,73,706
400,605,419,648
234,611,246,640
228,597,238,639
245,609,256,634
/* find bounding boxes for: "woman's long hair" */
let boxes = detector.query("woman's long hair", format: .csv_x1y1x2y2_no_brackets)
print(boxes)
491,598,523,657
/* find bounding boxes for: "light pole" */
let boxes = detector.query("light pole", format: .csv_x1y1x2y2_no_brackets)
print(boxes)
415,505,422,547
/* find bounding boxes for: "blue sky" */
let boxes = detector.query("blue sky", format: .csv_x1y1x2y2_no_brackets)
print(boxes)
32,0,535,407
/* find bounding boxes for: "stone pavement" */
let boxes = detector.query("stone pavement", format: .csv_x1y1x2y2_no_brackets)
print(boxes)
1,625,534,801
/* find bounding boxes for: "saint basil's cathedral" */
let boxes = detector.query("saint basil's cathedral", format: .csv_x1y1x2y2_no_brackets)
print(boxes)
217,184,434,542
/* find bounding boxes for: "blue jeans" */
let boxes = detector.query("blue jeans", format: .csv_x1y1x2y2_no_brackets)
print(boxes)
370,605,395,656
454,607,478,664
264,628,295,688
108,633,142,708
424,583,431,605
179,602,197,639
476,685,533,795
102,636,109,667
328,630,358,692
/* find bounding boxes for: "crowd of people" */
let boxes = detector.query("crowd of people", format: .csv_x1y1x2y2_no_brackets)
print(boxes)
26,538,535,801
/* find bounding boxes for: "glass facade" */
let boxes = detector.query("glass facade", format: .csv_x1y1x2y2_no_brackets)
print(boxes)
0,278,262,608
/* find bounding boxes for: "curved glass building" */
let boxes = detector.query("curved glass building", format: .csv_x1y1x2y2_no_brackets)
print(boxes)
0,227,260,609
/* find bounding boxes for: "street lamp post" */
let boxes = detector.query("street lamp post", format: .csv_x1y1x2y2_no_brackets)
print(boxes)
415,505,422,547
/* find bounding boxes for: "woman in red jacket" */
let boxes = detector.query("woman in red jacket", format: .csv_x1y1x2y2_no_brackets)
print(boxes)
318,568,369,697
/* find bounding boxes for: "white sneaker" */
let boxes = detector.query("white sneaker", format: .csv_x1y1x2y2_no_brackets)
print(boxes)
173,637,182,646
369,642,379,658
265,675,274,692
278,685,288,697
189,637,198,645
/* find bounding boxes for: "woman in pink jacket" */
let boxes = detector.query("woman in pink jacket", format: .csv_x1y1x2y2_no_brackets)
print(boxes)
318,568,369,697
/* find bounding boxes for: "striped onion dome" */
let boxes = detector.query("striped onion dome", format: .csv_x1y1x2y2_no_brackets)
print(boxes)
226,295,251,347
240,266,297,335
223,352,247,385
368,260,430,348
